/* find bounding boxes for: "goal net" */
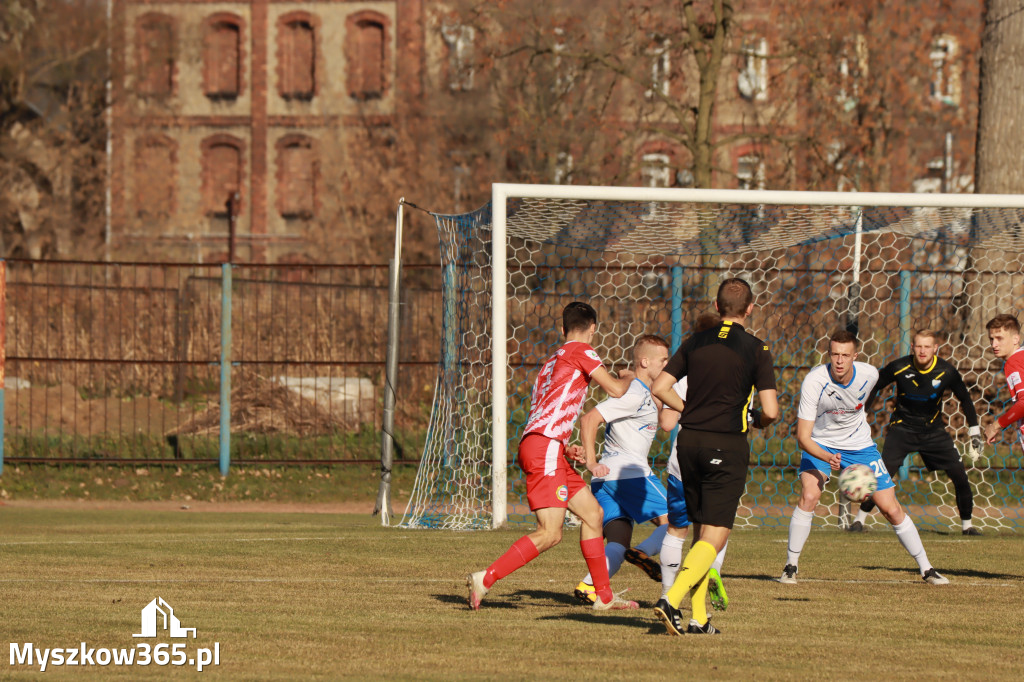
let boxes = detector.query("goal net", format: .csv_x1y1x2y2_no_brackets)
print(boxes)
398,185,1024,533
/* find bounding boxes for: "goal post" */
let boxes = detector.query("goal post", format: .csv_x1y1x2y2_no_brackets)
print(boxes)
398,184,1024,532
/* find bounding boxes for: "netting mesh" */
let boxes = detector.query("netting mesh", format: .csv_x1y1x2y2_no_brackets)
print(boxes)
399,194,1024,532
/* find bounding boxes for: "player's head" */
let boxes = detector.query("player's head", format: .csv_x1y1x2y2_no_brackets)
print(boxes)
632,334,670,381
694,311,722,333
986,314,1021,359
714,278,754,319
828,329,859,381
912,330,940,367
562,301,598,338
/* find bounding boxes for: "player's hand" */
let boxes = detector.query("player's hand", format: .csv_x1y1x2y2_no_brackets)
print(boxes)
984,422,1001,444
827,452,842,470
967,426,984,463
587,462,610,478
747,408,763,429
618,368,636,382
565,444,586,463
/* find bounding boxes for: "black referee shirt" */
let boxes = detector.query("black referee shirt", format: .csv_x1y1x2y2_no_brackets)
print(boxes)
866,354,979,431
663,320,777,433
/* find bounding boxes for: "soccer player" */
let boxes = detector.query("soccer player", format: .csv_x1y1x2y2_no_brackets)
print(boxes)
780,329,949,586
466,301,638,611
849,330,985,536
983,314,1024,452
571,335,672,604
656,312,731,611
651,278,779,635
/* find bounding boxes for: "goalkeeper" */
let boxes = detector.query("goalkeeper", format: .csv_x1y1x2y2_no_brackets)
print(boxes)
850,329,984,536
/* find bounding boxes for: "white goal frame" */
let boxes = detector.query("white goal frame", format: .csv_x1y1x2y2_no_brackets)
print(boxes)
490,183,1024,528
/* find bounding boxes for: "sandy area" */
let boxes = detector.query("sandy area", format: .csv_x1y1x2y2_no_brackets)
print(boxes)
0,498,410,515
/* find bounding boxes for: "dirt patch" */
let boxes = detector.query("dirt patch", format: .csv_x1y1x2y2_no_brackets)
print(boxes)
0,498,411,515
6,385,188,436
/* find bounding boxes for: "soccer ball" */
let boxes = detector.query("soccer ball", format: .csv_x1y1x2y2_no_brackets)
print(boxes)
838,464,877,502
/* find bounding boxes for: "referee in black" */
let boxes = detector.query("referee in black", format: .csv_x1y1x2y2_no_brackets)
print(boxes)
850,329,985,535
651,277,778,635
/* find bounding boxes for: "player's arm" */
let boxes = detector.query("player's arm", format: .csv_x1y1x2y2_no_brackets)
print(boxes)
652,371,685,412
752,389,779,427
659,404,682,432
578,406,610,477
985,396,1024,443
864,361,895,412
797,417,841,469
949,371,984,458
589,366,632,398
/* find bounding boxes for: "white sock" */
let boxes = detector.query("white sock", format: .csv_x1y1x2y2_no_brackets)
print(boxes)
711,540,728,573
660,532,685,596
854,508,870,524
893,515,931,574
962,519,973,531
635,524,668,557
787,507,815,566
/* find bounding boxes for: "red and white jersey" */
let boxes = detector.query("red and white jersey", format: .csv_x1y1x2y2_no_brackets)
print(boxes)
523,341,604,443
1003,347,1024,445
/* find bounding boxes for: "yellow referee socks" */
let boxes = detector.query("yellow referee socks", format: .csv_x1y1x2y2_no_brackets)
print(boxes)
690,571,710,626
665,540,717,608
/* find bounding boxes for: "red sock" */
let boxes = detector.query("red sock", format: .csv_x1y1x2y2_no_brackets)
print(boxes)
581,537,613,602
484,536,539,588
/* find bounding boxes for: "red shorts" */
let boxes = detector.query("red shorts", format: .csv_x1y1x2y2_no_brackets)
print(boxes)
518,433,586,511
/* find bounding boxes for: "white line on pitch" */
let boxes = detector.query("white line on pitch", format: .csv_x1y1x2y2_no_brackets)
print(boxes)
0,536,348,546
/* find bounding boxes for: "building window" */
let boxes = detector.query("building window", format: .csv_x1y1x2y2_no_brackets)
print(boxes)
201,136,244,217
641,153,671,188
136,14,175,97
277,136,316,218
646,38,670,99
134,135,176,218
347,12,388,100
553,152,573,185
930,35,961,107
441,23,475,91
738,37,768,101
278,14,316,101
203,15,243,100
737,154,765,190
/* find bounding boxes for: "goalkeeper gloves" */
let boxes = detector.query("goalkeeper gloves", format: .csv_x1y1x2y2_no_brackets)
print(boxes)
966,426,983,464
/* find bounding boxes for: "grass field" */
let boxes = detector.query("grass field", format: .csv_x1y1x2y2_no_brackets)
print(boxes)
2,508,1023,680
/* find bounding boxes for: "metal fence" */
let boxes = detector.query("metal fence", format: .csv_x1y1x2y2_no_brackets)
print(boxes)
0,260,442,472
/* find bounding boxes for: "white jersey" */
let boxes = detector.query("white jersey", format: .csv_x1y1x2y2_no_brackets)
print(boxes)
664,378,687,480
591,379,659,481
797,361,879,450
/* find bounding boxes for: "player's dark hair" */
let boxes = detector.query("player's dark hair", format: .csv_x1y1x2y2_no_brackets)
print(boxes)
716,278,753,317
562,301,598,335
830,329,860,349
986,314,1020,334
632,334,668,362
694,312,722,333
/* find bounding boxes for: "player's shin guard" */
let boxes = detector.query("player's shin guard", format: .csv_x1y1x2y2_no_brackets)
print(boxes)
665,540,716,608
484,536,540,588
660,533,685,596
892,515,932,574
581,537,614,603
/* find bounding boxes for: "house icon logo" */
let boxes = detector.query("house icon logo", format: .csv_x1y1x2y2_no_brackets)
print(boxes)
133,597,197,639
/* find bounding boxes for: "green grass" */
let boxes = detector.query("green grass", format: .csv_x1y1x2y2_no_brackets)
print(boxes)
1,509,1022,680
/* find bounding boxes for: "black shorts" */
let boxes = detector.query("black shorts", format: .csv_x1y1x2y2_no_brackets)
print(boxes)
881,424,963,476
675,428,750,530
